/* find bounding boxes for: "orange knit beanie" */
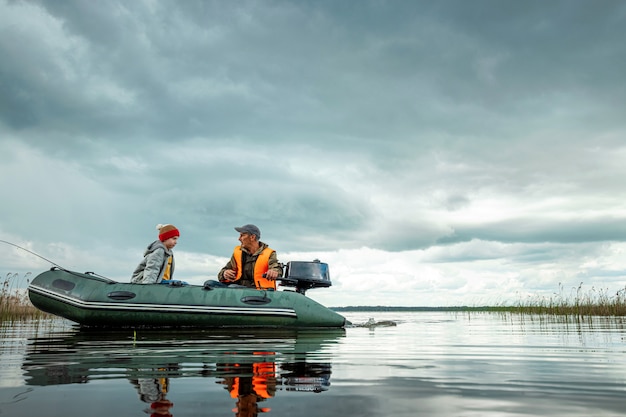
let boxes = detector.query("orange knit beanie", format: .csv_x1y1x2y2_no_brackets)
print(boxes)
157,224,180,242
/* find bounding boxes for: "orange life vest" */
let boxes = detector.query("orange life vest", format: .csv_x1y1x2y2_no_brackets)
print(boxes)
232,246,276,290
251,361,275,399
229,361,276,399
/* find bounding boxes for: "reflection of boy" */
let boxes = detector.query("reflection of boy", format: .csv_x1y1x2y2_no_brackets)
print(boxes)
150,399,174,417
134,377,174,417
136,377,166,402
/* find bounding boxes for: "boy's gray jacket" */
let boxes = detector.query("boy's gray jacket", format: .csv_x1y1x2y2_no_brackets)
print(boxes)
131,240,175,284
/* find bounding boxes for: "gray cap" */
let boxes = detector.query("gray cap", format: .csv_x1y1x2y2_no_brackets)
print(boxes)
234,224,261,239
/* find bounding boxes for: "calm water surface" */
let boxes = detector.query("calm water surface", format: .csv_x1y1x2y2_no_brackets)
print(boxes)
1,311,625,417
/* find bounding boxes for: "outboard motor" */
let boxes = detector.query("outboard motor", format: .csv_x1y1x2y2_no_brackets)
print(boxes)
278,259,331,294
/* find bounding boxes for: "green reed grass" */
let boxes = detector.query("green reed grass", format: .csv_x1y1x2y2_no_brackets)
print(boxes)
1,272,50,321
504,282,626,317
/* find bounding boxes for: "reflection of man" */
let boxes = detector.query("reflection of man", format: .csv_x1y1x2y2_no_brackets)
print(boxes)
235,393,268,417
220,358,276,417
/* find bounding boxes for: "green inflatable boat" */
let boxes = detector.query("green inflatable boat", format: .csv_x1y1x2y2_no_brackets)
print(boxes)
28,260,347,329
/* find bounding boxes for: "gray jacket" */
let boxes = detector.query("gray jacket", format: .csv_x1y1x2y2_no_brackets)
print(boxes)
131,240,175,284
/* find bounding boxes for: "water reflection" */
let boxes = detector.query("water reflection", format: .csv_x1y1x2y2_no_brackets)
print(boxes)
130,374,174,416
22,327,343,416
5,313,626,416
219,360,275,416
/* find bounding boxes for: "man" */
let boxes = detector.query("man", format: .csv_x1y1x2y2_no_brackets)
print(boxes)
218,224,283,289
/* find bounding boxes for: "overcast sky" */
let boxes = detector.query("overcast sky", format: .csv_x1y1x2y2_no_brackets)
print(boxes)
1,0,625,307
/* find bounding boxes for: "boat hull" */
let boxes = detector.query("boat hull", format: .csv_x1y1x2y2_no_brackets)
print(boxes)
28,269,346,328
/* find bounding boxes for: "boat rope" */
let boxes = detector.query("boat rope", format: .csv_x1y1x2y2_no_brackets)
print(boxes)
0,239,67,270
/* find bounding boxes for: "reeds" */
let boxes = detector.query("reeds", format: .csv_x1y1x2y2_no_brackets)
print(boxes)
339,283,626,318
509,282,626,316
0,272,50,321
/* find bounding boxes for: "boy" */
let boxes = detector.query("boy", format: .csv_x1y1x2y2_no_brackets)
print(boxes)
131,224,179,284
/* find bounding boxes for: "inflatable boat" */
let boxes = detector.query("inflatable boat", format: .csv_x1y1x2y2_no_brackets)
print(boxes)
28,260,347,328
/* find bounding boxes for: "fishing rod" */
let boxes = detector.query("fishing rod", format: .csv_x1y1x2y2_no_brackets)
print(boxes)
0,239,114,280
0,239,67,270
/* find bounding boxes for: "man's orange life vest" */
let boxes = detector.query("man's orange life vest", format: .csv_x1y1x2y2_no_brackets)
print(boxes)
229,361,276,399
232,246,276,290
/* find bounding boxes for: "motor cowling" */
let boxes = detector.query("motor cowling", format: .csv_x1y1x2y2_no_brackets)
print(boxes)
278,260,331,294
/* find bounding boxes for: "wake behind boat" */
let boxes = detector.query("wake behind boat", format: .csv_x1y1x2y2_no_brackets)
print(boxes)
28,260,347,329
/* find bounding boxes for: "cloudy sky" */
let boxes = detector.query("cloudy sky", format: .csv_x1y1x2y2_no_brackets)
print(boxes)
1,0,625,307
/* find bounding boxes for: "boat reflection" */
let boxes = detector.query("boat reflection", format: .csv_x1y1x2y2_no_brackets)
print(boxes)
22,327,343,416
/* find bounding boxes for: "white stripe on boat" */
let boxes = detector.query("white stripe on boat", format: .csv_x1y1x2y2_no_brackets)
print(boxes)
29,285,297,318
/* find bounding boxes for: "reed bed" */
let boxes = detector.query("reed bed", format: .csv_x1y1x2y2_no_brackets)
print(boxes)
340,283,626,319
503,282,626,317
1,272,50,322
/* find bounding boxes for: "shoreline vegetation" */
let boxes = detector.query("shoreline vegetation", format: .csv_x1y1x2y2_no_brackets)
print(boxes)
3,273,626,321
1,273,51,322
334,283,626,317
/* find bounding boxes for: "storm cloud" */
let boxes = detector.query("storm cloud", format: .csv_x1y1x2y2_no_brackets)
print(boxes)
1,0,625,306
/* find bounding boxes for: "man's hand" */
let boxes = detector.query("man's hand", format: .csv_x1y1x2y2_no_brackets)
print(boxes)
265,269,279,280
223,269,237,281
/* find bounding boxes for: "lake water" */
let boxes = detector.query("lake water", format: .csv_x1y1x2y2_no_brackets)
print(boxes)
1,311,626,417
